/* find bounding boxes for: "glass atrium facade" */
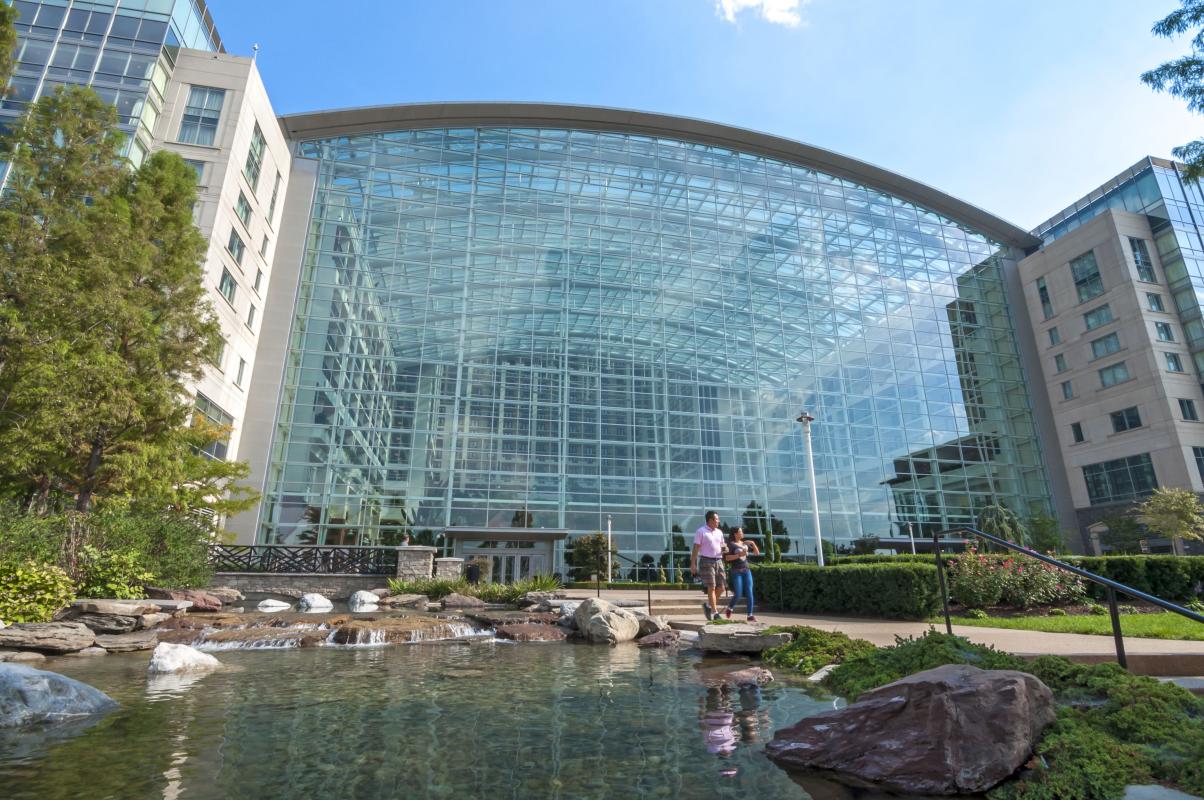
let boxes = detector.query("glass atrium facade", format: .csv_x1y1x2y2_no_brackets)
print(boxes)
258,125,1053,563
3,0,221,166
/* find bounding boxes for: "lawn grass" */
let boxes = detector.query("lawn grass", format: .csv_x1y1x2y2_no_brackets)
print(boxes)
937,611,1204,641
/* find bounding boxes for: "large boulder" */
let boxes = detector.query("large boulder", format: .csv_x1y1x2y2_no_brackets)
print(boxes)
206,587,244,605
518,590,565,608
147,642,222,674
0,664,117,727
0,651,45,664
696,623,790,654
573,597,640,644
348,591,380,611
441,593,486,608
494,623,569,642
632,611,670,637
139,612,172,629
298,593,333,612
256,599,292,613
66,612,141,634
765,664,1057,796
146,588,223,613
637,630,682,648
0,622,96,654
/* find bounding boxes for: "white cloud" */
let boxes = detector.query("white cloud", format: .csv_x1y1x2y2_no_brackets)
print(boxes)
716,0,808,27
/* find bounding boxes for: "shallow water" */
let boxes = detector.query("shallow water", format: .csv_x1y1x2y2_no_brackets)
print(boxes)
1,641,842,800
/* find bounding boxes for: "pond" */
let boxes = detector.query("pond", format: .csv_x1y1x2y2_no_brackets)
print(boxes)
1,640,848,800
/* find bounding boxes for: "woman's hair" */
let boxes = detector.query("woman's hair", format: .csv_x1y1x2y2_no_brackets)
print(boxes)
731,527,744,538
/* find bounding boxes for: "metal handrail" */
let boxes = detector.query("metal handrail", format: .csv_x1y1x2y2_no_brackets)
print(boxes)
935,527,1204,669
593,550,654,612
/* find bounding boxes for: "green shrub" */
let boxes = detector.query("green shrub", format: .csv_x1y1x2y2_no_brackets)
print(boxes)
1069,556,1204,602
0,561,76,623
947,550,1086,609
750,562,941,619
965,608,989,619
947,551,1006,607
76,545,153,599
386,575,561,604
828,554,934,565
1088,603,1108,616
762,626,878,675
1049,607,1067,616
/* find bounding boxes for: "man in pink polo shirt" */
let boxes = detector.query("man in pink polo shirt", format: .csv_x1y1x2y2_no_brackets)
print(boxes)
692,510,728,621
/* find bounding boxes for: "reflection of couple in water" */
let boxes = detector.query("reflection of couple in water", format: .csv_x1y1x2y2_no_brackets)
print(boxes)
699,685,771,757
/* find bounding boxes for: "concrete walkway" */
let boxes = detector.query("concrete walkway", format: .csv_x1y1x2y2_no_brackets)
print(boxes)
561,587,1204,675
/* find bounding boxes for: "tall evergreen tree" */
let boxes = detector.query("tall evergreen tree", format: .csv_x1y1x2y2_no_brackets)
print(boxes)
0,86,252,515
0,3,16,89
1143,1,1204,179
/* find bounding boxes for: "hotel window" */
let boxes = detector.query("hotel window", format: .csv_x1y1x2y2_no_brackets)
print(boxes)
210,338,226,372
267,171,282,226
1099,362,1130,388
244,123,266,192
184,159,205,185
1181,398,1199,421
1061,380,1074,400
193,393,233,460
1048,327,1061,346
1083,304,1113,331
235,357,246,388
1194,447,1204,484
1071,422,1084,443
1166,353,1185,372
1036,277,1054,319
253,269,263,293
1156,322,1175,342
218,269,236,305
1110,406,1142,433
1090,332,1121,359
1071,251,1104,303
1130,237,1156,282
1054,353,1068,373
246,304,256,330
177,86,224,146
1147,292,1165,312
259,235,269,258
1082,453,1158,505
235,191,252,228
227,229,245,266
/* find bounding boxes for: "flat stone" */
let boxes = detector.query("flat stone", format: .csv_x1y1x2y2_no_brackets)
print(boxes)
65,612,140,634
378,593,428,608
696,623,791,654
494,623,568,642
441,593,486,608
1124,786,1204,800
145,588,221,612
62,647,107,657
72,600,158,616
637,630,682,648
205,587,244,605
139,613,171,629
0,623,96,654
129,599,193,613
96,631,158,653
0,651,45,663
0,664,117,727
719,667,774,687
464,610,561,627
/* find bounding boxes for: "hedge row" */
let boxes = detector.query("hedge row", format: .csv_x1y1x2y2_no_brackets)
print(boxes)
750,562,941,620
827,554,934,565
1064,555,1204,602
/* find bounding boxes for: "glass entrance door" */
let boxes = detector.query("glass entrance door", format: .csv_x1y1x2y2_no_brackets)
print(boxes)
488,553,546,584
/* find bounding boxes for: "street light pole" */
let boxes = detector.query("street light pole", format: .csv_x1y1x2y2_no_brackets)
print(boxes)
907,522,917,555
797,411,826,567
607,514,613,582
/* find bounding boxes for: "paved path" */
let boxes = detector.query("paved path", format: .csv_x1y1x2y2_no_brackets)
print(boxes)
560,588,1204,659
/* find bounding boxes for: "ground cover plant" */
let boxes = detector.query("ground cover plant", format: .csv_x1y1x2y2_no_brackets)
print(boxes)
819,631,1204,799
760,625,878,675
386,574,561,604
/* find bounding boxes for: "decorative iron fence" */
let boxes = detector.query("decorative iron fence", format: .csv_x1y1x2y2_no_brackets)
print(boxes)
208,544,399,576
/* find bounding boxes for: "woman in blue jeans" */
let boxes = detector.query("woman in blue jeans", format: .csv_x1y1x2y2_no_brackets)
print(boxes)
724,528,761,621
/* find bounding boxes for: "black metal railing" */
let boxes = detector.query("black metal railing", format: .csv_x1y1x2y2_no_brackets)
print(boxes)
208,544,399,576
935,527,1204,669
592,550,654,611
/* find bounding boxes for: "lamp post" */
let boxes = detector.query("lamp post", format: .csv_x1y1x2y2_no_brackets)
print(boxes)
907,522,917,555
607,514,613,582
796,411,826,567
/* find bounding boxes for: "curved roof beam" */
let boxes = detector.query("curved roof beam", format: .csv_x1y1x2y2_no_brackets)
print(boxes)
280,102,1040,251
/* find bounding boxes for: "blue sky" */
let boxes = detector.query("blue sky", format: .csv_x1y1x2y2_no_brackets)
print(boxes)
206,0,1200,229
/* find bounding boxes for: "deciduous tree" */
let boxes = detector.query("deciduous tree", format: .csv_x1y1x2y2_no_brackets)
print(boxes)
1142,1,1204,179
1136,487,1204,555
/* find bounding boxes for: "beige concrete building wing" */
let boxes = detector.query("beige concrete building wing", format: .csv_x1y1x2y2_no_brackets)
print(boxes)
152,49,291,461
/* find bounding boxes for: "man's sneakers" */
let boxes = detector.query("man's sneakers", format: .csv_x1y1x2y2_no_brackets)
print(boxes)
703,602,714,619
712,613,723,621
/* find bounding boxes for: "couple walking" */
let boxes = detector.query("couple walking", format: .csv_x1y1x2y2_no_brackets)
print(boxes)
690,510,760,622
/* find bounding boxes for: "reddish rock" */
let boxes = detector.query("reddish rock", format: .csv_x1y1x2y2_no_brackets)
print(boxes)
765,664,1056,795
494,623,568,642
146,588,223,612
636,630,682,648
